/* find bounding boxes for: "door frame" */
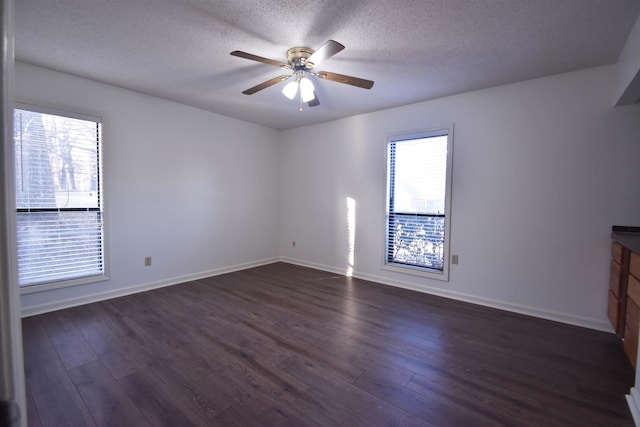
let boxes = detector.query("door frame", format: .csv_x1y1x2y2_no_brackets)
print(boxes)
1,0,26,425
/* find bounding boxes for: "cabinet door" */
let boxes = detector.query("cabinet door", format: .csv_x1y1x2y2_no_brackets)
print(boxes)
626,298,640,368
631,252,640,281
610,259,624,297
613,242,625,264
625,324,638,369
609,243,630,336
608,290,621,333
629,274,640,307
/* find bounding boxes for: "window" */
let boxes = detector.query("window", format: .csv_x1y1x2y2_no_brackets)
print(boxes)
14,105,107,291
385,126,453,280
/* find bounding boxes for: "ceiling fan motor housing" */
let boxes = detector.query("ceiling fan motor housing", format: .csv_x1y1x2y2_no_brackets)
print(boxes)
287,47,315,70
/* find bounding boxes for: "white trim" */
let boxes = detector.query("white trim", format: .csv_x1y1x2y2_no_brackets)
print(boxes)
381,263,447,281
22,255,614,331
383,124,454,282
20,274,110,295
279,256,612,332
1,0,27,424
13,106,108,293
627,388,640,427
279,257,348,276
15,102,102,123
21,257,279,317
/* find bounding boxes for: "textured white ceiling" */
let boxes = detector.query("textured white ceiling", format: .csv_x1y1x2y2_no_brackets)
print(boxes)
15,0,640,130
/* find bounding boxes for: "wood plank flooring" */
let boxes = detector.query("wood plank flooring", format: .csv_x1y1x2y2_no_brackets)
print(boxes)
22,262,635,426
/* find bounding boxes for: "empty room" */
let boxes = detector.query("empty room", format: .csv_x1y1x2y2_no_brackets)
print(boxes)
2,0,640,426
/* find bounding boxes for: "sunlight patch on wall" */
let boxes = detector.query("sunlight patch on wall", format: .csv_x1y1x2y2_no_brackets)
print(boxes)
346,197,356,277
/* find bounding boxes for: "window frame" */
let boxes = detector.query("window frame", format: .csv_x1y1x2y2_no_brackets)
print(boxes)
14,103,109,294
382,125,454,281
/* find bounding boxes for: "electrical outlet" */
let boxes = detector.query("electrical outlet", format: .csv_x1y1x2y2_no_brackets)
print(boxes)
144,256,152,267
451,254,459,265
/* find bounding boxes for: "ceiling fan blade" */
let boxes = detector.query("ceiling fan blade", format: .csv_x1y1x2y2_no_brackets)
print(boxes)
305,40,345,68
316,71,374,89
308,92,320,107
231,51,292,69
242,75,290,95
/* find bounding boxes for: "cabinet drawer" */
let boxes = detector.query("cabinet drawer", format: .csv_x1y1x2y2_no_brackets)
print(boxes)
630,274,640,307
613,242,625,264
631,252,640,280
608,290,622,334
610,259,623,296
625,324,638,369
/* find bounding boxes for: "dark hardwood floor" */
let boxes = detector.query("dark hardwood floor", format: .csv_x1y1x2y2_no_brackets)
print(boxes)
22,262,635,426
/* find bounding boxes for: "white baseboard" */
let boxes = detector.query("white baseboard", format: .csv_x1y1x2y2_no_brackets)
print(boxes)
21,257,280,317
280,257,350,277
278,257,613,333
22,255,613,333
628,388,640,427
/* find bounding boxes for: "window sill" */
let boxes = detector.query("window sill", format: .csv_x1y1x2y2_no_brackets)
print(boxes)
19,274,110,295
382,263,449,282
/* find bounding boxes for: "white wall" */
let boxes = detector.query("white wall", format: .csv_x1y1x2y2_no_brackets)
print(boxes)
16,62,281,315
616,15,640,105
15,61,640,330
279,65,640,330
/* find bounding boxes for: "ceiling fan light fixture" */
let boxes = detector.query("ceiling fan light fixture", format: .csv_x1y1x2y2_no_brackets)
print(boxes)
299,77,315,102
282,80,298,100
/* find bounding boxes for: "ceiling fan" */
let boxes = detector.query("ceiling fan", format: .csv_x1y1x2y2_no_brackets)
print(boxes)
230,40,374,109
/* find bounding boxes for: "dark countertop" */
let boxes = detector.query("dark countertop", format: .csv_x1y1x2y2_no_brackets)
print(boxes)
611,226,640,254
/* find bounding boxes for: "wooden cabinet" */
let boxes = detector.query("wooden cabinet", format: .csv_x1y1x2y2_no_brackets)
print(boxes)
607,239,640,367
608,242,629,335
627,284,640,369
629,273,640,308
625,321,639,370
608,290,619,329
631,252,640,281
607,242,640,368
608,229,640,367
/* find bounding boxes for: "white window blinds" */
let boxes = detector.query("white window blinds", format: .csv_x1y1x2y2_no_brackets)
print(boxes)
386,128,452,276
14,107,105,287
